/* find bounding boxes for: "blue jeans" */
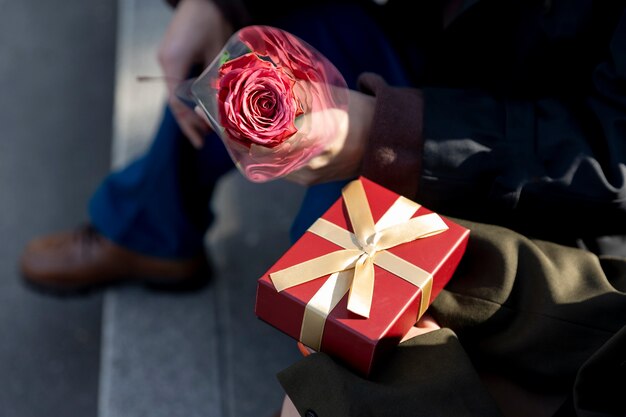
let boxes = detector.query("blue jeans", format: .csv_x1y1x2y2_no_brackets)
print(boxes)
89,4,415,259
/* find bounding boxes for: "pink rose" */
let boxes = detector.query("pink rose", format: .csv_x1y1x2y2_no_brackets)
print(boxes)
190,25,350,182
217,52,303,148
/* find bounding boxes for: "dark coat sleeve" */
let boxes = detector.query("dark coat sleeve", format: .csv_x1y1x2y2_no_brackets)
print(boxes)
431,219,626,392
357,73,424,200
278,220,626,417
357,11,626,250
278,328,504,417
415,12,626,245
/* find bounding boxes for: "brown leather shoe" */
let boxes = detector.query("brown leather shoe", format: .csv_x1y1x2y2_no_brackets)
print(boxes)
19,224,210,293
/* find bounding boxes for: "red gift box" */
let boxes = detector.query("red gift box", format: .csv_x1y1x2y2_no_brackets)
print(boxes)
255,177,469,376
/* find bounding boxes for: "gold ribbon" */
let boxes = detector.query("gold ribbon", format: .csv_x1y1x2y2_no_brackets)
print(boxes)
270,179,448,350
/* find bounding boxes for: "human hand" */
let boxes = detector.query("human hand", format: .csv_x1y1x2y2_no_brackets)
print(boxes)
295,312,441,358
158,0,233,148
282,314,440,416
279,395,300,417
284,90,375,186
400,313,441,342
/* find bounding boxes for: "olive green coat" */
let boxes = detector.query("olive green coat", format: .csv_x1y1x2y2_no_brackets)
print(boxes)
278,220,626,417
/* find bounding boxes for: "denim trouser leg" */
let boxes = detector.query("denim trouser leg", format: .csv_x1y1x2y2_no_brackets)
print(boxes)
89,106,233,259
90,4,419,257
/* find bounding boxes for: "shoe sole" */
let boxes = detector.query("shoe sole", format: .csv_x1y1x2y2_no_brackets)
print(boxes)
19,266,213,297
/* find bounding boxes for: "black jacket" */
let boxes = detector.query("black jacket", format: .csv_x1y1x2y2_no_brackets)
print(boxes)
164,2,626,414
207,0,626,256
278,219,626,417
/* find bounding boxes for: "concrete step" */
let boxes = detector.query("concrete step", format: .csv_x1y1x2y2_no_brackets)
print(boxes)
0,0,115,415
98,286,223,417
207,175,305,417
98,175,305,417
100,1,305,415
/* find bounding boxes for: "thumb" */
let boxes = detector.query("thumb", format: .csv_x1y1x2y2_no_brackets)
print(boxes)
158,46,196,99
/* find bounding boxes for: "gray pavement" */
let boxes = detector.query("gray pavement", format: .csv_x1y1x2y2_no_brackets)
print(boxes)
1,1,309,416
98,0,307,415
0,1,117,417
99,175,305,417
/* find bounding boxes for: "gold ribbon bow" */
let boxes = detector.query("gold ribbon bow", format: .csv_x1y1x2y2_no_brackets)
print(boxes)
270,179,448,350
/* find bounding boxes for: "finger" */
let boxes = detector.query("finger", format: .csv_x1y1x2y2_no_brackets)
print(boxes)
400,325,434,342
181,125,204,149
284,169,318,186
283,173,312,186
400,314,442,343
181,120,205,149
297,342,316,357
159,57,189,98
158,36,198,99
415,313,441,331
194,105,211,125
304,153,332,170
280,395,300,417
170,98,208,148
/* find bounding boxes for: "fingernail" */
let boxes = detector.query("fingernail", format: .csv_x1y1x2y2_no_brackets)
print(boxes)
297,342,311,357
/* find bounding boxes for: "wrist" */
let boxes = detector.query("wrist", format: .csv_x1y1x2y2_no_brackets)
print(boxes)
356,73,424,198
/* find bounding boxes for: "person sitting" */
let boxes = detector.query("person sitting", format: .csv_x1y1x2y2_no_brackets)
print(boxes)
19,0,626,293
19,0,626,415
